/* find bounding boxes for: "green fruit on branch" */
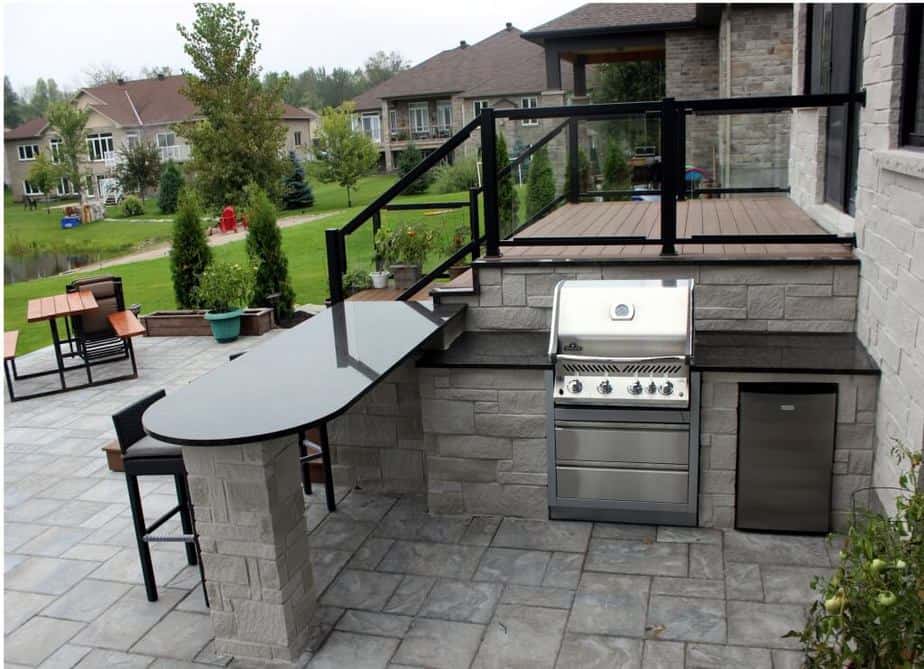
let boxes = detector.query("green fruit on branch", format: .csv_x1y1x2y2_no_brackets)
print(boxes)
825,593,846,614
895,559,908,570
876,591,897,608
871,558,888,574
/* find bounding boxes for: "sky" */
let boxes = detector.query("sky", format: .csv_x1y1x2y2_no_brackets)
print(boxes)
3,0,580,94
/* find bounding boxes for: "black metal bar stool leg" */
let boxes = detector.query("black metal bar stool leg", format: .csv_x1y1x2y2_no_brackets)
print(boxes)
298,430,312,496
125,473,158,602
175,475,198,566
319,423,336,512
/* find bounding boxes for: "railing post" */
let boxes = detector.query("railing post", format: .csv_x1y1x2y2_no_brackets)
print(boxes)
325,228,345,304
659,97,678,256
481,108,500,257
567,117,580,203
677,109,687,202
468,187,481,262
372,210,382,271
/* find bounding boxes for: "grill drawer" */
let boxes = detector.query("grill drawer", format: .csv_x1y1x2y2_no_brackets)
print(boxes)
556,466,689,504
555,421,689,467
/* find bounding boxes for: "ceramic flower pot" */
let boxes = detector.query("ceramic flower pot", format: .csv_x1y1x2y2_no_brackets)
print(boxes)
204,308,243,343
389,264,421,290
370,271,390,289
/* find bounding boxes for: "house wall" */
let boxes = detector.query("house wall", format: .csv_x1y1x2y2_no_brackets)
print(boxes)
282,119,312,160
718,5,793,188
440,262,860,334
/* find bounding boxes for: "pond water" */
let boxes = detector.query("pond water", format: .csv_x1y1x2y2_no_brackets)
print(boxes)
4,251,101,284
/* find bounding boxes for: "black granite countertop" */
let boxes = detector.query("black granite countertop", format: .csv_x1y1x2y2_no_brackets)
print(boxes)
419,331,880,375
144,301,465,446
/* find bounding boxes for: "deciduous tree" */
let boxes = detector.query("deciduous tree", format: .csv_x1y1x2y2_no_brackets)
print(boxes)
4,76,23,127
82,62,128,86
27,153,58,207
314,103,379,207
176,3,287,209
46,101,90,204
364,51,410,86
116,141,161,201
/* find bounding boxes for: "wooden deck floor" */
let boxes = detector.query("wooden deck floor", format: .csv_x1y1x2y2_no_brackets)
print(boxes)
505,198,855,261
348,269,473,302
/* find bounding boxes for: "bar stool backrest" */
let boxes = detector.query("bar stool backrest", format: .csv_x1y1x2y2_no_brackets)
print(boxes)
112,389,167,455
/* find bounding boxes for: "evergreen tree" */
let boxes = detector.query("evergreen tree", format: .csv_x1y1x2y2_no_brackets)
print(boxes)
170,189,211,308
525,146,555,219
565,147,592,195
158,161,184,214
245,184,296,319
602,139,629,190
4,76,23,127
281,152,315,209
397,142,430,195
496,132,519,235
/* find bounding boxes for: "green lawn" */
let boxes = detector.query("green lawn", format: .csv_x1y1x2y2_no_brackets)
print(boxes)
4,187,478,355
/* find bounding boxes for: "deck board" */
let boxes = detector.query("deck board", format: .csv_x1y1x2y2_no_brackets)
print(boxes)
506,198,854,261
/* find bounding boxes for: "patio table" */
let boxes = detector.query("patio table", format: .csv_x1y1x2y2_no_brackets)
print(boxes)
141,300,464,662
14,290,99,397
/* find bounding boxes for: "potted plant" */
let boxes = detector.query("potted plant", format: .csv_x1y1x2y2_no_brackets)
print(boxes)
343,269,373,296
374,223,434,290
195,261,255,343
442,225,471,279
370,269,390,289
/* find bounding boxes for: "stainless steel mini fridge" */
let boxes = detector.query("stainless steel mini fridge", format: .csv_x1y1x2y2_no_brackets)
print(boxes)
736,383,837,533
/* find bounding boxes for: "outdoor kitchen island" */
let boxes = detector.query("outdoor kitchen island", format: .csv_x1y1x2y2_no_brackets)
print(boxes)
141,300,464,663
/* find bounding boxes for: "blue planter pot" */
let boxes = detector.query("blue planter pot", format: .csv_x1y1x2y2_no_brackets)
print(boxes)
204,309,243,343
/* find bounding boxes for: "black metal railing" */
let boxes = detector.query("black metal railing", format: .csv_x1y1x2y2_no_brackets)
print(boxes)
326,91,865,303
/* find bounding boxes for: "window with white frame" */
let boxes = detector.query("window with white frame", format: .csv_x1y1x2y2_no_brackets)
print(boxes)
436,101,452,131
17,144,39,161
57,177,78,196
125,133,140,149
409,102,430,134
520,97,539,126
23,180,43,195
294,130,302,146
87,133,114,161
85,175,96,198
354,112,381,143
473,100,490,118
389,109,399,132
156,132,176,147
49,139,62,163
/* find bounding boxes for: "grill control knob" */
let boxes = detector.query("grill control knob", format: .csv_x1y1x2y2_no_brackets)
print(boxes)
628,380,644,395
660,381,675,396
567,379,583,394
598,379,613,395
646,381,658,394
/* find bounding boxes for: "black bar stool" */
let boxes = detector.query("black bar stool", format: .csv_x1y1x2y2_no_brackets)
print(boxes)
112,390,207,606
229,351,337,511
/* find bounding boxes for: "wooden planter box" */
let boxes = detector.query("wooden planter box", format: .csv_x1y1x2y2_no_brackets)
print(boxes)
141,308,275,337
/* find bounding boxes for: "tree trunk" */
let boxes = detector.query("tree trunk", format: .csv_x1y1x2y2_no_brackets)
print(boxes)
346,187,352,208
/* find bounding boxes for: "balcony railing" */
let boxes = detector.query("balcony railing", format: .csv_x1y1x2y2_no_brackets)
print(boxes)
389,125,454,142
324,91,865,304
102,144,191,168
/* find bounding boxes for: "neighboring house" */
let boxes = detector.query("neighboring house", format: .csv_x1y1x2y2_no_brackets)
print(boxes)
522,2,795,188
3,74,316,202
351,23,575,171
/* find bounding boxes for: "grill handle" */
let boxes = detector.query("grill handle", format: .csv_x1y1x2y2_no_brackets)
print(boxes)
555,354,689,364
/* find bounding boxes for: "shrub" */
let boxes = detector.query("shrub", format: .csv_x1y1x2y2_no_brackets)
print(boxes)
374,223,435,268
602,139,629,190
169,189,212,308
158,161,183,214
245,184,296,319
441,225,470,256
496,132,519,235
431,157,479,194
281,152,314,210
397,143,431,195
787,442,924,667
195,261,255,313
525,146,556,219
122,195,144,217
565,147,592,195
343,269,372,295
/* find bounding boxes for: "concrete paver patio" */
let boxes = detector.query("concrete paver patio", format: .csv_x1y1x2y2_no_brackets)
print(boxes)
5,334,836,667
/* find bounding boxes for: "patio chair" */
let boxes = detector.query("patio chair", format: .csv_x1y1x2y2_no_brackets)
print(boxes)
112,390,207,605
66,276,143,380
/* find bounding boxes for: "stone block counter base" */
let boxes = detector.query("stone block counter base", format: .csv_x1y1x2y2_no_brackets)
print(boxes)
183,436,319,663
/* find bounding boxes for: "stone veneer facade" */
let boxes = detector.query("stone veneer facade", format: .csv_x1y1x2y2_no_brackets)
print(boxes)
788,3,924,513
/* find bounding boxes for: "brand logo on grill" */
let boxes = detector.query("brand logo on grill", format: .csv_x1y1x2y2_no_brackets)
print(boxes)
563,342,583,352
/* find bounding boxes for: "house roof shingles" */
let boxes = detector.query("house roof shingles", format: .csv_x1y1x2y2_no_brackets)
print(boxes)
523,3,699,36
5,75,313,139
352,26,573,111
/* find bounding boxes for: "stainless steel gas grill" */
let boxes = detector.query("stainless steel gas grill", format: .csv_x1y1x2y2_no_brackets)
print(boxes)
546,279,700,526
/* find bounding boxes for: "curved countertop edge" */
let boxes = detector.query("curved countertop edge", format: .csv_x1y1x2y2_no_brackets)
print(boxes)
144,301,466,447
417,331,881,376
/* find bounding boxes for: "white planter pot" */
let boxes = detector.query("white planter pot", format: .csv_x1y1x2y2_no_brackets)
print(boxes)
370,271,390,289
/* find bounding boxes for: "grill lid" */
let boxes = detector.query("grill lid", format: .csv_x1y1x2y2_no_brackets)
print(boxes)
549,279,694,359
